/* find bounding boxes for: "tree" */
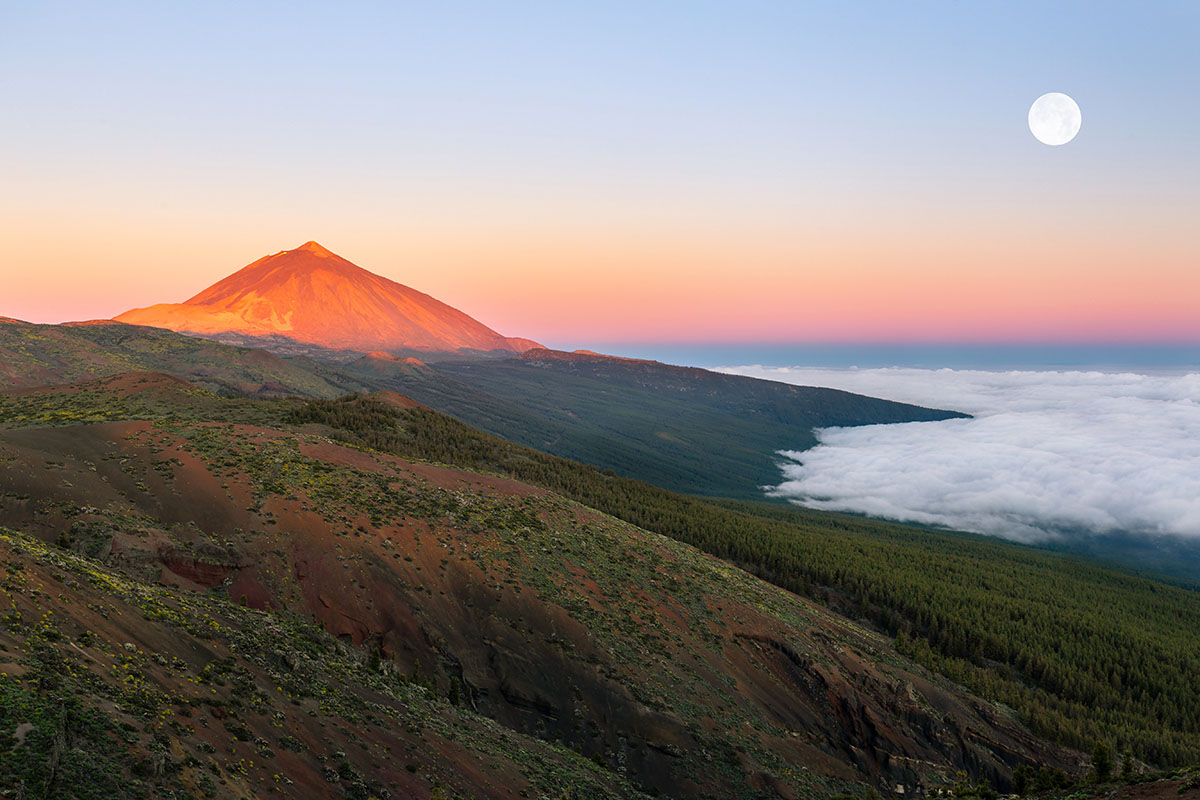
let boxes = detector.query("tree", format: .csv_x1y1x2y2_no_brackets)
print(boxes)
1012,764,1030,795
1091,740,1113,783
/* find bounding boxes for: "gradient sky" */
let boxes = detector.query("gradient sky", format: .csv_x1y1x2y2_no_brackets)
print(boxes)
2,1,1198,346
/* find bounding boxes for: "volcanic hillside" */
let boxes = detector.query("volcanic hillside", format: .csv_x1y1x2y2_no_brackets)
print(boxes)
115,242,541,354
0,374,1075,799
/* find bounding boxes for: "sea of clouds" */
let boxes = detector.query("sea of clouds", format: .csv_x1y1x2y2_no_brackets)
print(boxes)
718,366,1200,543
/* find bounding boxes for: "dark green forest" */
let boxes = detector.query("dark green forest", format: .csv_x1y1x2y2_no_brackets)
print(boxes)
290,394,1200,767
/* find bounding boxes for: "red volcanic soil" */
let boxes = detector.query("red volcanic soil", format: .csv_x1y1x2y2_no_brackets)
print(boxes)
1112,779,1200,800
115,241,541,354
0,533,624,800
0,412,1079,796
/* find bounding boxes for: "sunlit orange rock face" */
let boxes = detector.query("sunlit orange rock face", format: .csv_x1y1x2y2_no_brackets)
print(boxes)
115,241,540,353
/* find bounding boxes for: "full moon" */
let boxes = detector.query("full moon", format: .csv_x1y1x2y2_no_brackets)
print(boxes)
1029,92,1081,146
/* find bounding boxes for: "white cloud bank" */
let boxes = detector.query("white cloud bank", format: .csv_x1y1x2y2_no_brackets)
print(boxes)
719,366,1200,543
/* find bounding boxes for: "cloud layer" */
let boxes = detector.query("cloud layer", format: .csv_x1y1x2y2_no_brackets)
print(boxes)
719,366,1200,542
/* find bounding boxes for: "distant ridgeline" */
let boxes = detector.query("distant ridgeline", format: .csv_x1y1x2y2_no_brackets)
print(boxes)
337,347,966,498
0,317,963,498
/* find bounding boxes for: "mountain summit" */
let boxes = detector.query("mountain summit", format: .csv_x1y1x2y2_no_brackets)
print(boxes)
115,242,541,354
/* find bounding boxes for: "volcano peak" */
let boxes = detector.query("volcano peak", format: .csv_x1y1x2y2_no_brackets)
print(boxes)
293,240,334,257
114,243,540,354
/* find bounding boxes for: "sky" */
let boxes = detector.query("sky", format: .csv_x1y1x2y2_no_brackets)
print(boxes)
2,1,1199,346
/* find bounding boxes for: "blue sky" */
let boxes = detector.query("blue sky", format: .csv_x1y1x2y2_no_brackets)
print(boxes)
2,1,1198,343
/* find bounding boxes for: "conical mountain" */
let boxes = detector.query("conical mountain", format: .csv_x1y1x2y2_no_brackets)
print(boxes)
115,241,540,353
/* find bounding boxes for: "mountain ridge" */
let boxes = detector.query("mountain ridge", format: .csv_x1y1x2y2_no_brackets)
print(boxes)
0,316,968,498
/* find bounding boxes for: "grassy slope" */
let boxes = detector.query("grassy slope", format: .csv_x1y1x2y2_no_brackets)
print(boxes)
3,327,1197,767
0,527,645,800
0,319,365,398
0,376,1072,799
289,394,1200,769
3,378,1195,767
